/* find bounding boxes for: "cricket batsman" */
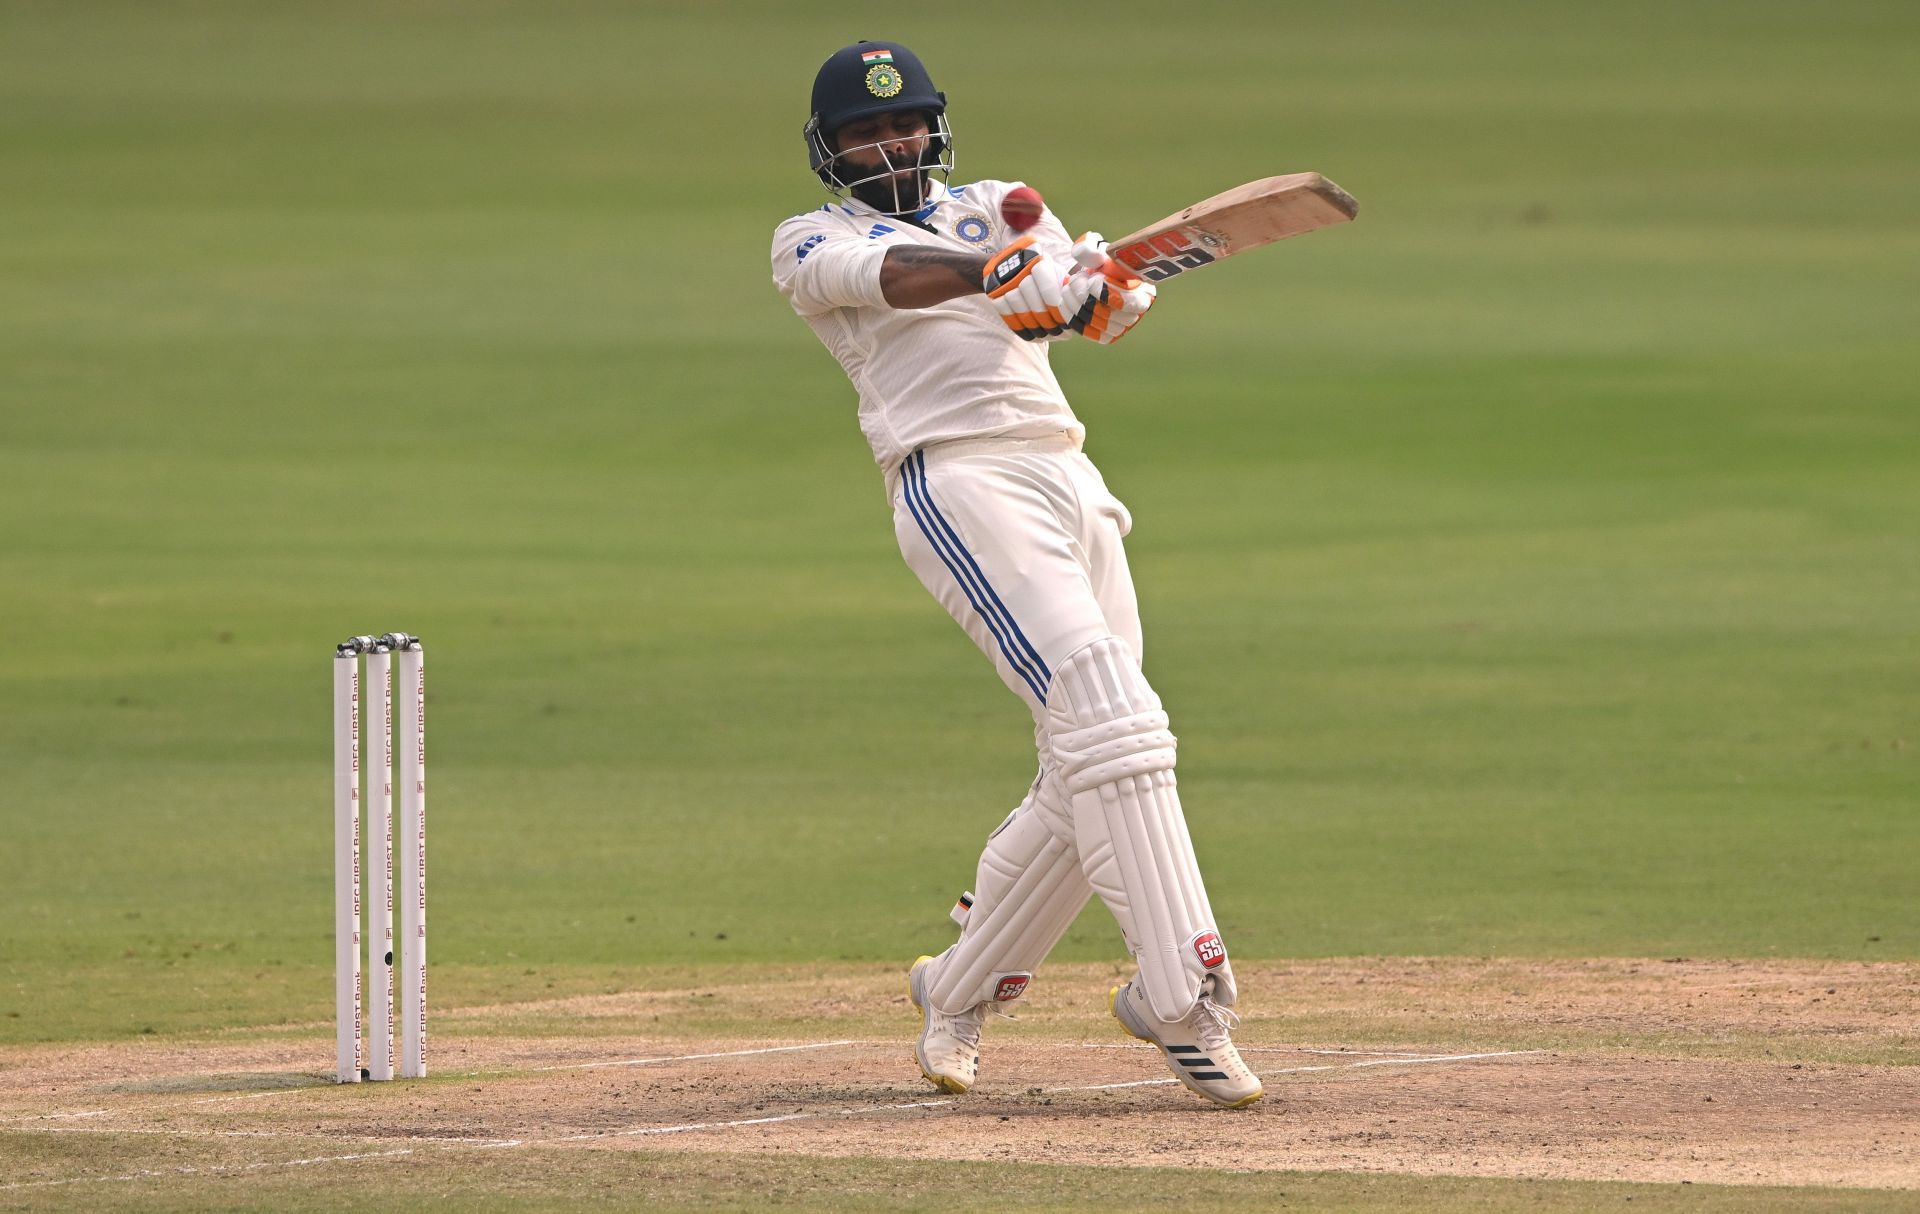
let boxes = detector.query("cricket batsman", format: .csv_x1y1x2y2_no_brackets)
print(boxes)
770,40,1263,1108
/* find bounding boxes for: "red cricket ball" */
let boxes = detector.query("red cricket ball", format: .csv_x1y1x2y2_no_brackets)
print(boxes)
1000,185,1044,234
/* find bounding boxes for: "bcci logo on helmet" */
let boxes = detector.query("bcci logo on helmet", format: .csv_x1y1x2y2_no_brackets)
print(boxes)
1190,930,1227,970
804,41,953,200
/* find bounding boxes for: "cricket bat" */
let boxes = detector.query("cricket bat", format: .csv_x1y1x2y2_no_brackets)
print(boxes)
1085,173,1358,283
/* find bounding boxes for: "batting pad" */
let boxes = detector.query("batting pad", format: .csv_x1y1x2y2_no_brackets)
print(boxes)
926,784,1091,1014
1046,635,1237,1023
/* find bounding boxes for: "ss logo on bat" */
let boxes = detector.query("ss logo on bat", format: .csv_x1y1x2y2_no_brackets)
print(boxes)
1110,230,1217,281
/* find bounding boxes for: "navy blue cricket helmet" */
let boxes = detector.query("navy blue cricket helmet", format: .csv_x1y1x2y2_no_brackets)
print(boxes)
803,41,953,188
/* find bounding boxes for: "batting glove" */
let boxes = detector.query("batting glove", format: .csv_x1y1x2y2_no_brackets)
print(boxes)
1062,232,1156,345
982,236,1070,341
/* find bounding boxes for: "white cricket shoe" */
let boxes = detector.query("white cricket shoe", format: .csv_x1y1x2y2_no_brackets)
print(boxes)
1111,975,1264,1108
908,954,986,1094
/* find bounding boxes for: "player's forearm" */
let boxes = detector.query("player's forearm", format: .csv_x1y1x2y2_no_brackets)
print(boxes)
880,246,988,309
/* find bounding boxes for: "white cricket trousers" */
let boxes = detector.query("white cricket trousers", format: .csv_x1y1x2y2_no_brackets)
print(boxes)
890,433,1238,1022
890,433,1142,724
889,433,1144,1011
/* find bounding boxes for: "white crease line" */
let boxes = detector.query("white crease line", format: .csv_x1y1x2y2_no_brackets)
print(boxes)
1072,1043,1444,1058
0,1148,415,1192
1287,1048,1463,1057
493,1040,861,1075
1252,1049,1543,1078
0,1085,321,1128
29,1127,306,1139
1323,1049,1541,1069
547,1098,954,1143
13,1098,954,1151
0,1108,115,1123
1050,1049,1542,1092
526,1051,1543,1137
1,1044,1543,1164
3,1041,864,1126
0,1046,1544,1184
19,1126,516,1145
188,1089,313,1105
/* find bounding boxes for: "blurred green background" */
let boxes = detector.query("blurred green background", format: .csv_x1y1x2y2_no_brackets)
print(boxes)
1,0,1914,1043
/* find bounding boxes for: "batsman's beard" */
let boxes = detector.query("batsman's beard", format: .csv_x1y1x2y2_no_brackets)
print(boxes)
828,140,944,216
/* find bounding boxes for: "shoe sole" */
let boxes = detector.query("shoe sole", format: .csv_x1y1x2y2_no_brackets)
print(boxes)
1109,985,1264,1110
911,955,971,1095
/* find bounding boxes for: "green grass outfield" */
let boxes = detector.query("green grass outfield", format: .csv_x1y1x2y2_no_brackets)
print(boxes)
5,1146,1918,1214
2,0,1916,1056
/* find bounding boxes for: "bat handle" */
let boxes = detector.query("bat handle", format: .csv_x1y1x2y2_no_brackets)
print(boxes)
1070,244,1142,287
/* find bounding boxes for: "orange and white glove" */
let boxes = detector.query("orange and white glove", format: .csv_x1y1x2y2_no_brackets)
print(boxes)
1062,232,1156,345
981,236,1070,341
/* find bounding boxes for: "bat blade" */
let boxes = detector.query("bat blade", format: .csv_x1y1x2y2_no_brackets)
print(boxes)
1104,172,1358,283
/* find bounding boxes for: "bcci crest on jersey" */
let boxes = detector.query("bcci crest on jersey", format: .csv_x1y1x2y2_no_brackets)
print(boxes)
953,214,991,245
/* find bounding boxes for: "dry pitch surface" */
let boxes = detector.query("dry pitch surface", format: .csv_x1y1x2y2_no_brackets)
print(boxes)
2,959,1916,1206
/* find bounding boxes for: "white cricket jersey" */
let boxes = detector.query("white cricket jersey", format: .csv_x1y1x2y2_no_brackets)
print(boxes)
770,179,1086,473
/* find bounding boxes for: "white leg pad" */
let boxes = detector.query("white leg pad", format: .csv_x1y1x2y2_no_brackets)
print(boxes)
1046,635,1237,1023
926,776,1091,1014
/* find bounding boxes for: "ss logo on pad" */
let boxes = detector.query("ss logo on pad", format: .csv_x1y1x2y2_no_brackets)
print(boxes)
1191,931,1226,969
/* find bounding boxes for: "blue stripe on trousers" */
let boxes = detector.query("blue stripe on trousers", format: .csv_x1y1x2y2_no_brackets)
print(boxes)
909,453,1052,689
901,451,1052,703
901,451,1049,702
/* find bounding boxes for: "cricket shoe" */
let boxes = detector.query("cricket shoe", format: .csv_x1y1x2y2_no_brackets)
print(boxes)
908,954,986,1094
1111,975,1264,1108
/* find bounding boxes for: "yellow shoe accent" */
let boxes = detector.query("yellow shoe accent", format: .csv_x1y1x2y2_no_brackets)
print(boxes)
912,955,974,1093
910,955,933,1012
1108,985,1150,1043
921,1070,970,1095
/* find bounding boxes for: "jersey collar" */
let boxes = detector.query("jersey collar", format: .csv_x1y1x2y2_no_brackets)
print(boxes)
914,180,955,222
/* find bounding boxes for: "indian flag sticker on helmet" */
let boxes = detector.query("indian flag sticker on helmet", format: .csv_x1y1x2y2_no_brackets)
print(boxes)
865,64,903,98
860,48,895,64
